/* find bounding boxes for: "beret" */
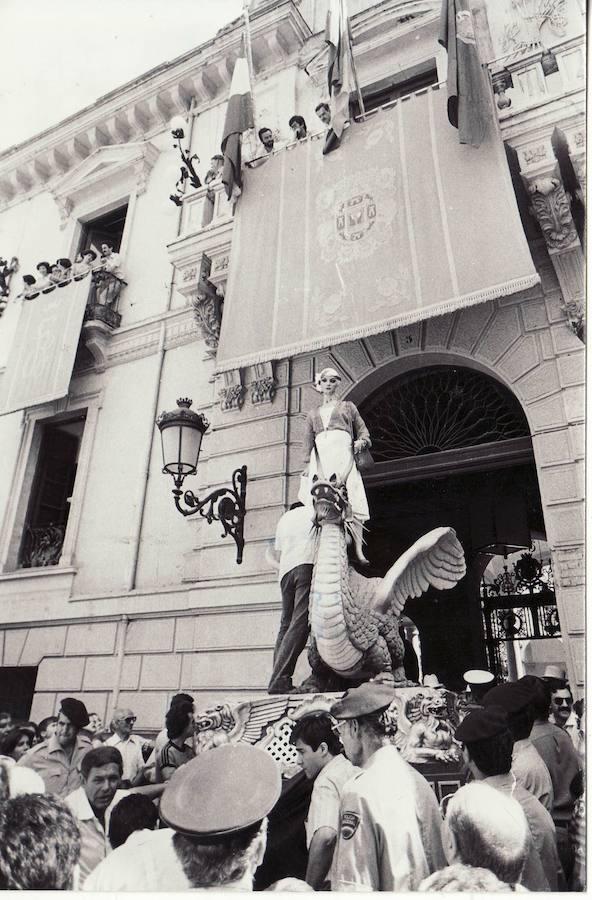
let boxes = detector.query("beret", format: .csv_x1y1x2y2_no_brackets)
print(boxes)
331,681,395,720
160,744,281,841
463,669,494,686
482,681,533,714
60,697,89,729
455,705,509,743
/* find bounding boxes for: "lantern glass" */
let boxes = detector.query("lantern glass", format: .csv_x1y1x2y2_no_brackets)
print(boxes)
160,422,203,477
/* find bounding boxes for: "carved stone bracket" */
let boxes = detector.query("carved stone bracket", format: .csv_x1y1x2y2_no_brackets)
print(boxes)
219,383,246,412
52,194,74,230
249,361,277,405
189,253,224,355
524,174,579,251
251,375,276,405
191,290,222,353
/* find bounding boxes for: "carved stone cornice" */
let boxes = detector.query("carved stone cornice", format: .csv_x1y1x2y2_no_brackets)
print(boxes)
0,1,311,208
51,142,159,225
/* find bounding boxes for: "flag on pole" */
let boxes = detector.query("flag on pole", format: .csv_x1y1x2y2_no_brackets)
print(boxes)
325,0,355,143
221,57,254,200
438,0,493,148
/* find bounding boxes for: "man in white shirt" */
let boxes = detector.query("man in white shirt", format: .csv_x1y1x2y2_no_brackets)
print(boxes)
105,707,152,786
290,712,358,889
267,502,317,694
65,745,164,886
331,681,446,892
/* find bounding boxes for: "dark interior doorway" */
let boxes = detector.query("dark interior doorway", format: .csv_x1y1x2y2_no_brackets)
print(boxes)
78,204,128,256
0,666,38,720
364,463,545,692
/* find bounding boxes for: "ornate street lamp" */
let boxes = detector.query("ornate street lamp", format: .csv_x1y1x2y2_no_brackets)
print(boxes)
156,398,247,564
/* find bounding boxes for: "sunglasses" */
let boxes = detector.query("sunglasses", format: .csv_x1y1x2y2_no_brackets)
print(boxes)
124,716,137,723
552,698,571,706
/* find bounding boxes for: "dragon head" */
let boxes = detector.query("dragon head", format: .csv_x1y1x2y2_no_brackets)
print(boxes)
420,691,449,720
310,475,350,526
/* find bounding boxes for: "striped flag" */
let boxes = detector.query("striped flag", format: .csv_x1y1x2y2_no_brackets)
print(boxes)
221,57,254,200
438,0,493,148
325,0,355,142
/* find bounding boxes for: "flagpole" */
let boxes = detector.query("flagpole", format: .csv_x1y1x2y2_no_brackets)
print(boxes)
242,0,258,157
345,6,365,116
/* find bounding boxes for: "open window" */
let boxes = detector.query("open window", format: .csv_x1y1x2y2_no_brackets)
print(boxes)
18,415,86,569
78,203,128,258
353,59,438,116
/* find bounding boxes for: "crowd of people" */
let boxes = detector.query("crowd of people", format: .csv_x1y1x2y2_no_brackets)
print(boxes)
0,668,585,891
18,241,124,303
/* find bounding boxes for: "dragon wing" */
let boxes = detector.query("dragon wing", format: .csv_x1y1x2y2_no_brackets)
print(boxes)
372,527,466,616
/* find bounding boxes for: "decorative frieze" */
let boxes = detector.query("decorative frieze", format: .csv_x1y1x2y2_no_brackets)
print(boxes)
502,0,568,55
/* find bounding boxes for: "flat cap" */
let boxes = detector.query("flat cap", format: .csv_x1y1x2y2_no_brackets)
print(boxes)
482,681,534,714
60,697,89,729
160,744,281,840
463,669,494,687
455,705,509,743
331,681,395,720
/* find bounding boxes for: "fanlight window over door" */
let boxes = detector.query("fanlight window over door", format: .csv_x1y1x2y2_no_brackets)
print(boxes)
360,366,530,463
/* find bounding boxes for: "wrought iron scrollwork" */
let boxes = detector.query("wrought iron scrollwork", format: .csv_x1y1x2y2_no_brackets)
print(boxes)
19,524,66,568
172,466,247,564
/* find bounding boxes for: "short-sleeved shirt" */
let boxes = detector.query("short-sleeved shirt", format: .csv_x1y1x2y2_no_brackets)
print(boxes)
65,785,129,886
483,773,561,891
159,739,195,780
83,827,190,892
17,733,92,798
333,745,446,892
305,754,358,885
530,720,580,824
275,506,316,581
105,733,150,783
512,738,553,812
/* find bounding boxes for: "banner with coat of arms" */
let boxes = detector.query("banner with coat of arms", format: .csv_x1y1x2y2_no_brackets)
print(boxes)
215,85,539,373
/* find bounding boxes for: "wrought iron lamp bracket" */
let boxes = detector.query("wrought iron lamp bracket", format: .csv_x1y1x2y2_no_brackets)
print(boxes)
171,465,247,564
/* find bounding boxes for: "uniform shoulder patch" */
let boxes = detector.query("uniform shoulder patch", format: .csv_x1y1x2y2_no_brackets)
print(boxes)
340,810,360,840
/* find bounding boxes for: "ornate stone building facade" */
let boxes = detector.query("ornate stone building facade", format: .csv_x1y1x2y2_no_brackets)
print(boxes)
0,0,584,727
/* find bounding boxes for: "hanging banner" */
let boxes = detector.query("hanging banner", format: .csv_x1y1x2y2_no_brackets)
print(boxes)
215,85,539,373
0,277,91,416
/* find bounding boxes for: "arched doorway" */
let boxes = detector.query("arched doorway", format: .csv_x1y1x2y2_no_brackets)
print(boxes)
357,364,556,691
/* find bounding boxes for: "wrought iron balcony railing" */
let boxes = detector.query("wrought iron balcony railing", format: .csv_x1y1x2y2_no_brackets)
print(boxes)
19,523,66,568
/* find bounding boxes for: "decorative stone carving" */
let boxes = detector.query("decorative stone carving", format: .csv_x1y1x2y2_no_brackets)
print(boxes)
191,289,222,352
525,176,579,251
502,0,568,54
193,688,465,795
560,297,585,341
523,144,547,164
251,375,276,405
219,383,246,412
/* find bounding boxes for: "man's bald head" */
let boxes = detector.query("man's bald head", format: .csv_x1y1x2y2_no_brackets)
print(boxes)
443,783,529,885
110,708,136,738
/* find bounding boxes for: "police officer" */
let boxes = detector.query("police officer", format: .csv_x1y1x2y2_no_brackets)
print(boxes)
84,744,284,892
331,681,446,891
17,698,92,798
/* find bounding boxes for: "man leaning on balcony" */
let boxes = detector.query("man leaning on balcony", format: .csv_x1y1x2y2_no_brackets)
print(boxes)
17,697,92,798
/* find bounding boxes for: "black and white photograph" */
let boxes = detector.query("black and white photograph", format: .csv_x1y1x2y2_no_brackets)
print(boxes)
0,0,585,892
